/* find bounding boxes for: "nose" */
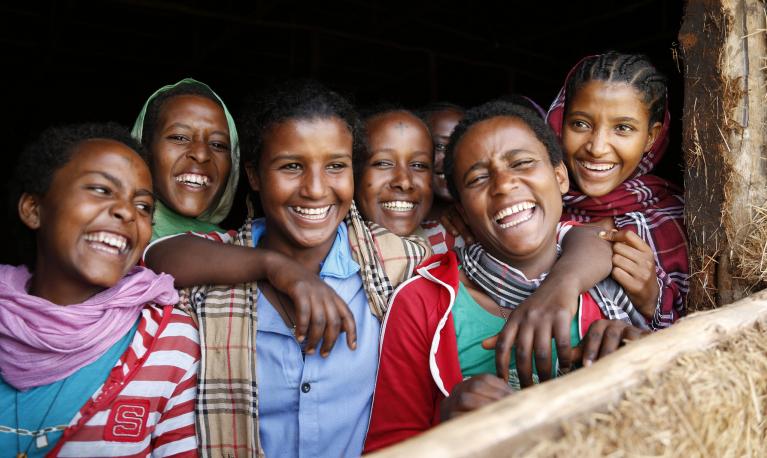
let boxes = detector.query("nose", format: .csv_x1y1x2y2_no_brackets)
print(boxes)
389,164,415,192
110,199,137,223
490,169,518,196
187,139,212,163
299,166,328,200
585,127,611,158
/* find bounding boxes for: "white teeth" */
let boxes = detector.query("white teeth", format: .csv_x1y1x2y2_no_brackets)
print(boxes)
381,201,416,212
578,161,615,172
84,232,129,254
175,173,210,187
292,205,332,220
493,202,536,222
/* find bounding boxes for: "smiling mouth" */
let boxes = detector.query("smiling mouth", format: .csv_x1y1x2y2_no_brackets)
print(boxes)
493,202,536,229
175,173,210,188
577,160,616,173
380,201,416,212
84,231,130,255
291,205,332,220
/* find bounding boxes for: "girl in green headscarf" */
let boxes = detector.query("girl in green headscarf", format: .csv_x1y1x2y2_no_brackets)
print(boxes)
132,78,240,240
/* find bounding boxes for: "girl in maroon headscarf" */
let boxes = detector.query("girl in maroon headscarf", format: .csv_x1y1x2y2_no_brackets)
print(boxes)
547,52,688,329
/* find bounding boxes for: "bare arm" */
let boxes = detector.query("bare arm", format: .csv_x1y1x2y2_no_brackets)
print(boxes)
146,234,357,355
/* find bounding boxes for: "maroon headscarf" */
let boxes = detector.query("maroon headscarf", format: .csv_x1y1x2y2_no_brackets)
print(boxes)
547,54,688,329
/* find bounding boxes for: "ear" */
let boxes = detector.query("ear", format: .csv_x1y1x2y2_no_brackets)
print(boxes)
18,192,42,230
554,161,570,194
644,121,663,153
244,162,261,193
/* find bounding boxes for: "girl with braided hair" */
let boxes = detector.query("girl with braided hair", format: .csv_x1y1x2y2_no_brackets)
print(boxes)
547,52,688,329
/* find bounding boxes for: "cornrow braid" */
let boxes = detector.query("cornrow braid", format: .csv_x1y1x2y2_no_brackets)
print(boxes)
565,51,667,125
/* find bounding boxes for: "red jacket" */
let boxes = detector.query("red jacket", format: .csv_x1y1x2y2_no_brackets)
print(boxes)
364,251,605,453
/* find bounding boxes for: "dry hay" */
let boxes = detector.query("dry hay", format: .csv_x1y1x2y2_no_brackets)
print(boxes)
733,202,767,287
524,321,767,457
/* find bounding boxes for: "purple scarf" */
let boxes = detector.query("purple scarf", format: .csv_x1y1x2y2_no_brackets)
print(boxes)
0,264,179,390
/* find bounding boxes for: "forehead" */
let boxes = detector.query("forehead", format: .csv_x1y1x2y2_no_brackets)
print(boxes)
454,116,546,166
368,112,428,134
56,139,151,187
568,81,650,117
263,116,353,156
159,94,226,122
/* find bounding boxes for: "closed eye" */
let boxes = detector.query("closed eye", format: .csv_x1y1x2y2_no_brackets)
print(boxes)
372,160,394,168
87,185,111,195
167,134,190,142
210,141,231,151
280,163,302,171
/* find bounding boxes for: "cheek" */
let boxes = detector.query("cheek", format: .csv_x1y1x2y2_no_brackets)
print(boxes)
215,154,232,179
151,146,177,178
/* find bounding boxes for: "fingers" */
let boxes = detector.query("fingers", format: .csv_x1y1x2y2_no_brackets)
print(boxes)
552,308,573,374
336,296,357,351
533,322,553,382
303,303,326,356
600,229,651,252
447,375,512,418
514,323,535,388
494,321,519,383
581,320,609,367
292,293,310,344
319,300,341,358
581,320,648,367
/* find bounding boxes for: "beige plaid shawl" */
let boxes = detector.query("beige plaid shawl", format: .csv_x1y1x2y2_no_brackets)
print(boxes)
179,203,430,457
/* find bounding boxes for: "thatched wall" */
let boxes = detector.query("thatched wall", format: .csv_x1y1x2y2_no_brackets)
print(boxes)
681,0,767,309
366,291,767,457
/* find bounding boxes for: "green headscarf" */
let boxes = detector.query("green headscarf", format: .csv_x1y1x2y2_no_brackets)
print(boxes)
131,78,240,240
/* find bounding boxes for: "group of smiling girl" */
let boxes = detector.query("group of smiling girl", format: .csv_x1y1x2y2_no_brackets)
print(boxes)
0,51,688,457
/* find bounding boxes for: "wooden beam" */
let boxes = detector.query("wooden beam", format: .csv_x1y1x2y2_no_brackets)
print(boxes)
367,290,767,457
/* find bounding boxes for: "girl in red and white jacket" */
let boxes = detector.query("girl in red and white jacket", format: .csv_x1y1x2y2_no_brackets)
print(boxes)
365,102,650,452
0,123,199,458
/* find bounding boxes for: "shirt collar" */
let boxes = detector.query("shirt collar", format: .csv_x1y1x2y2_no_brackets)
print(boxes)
250,218,360,280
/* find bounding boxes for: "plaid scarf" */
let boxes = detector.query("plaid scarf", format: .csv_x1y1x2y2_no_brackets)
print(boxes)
179,202,430,457
456,242,647,328
546,55,688,330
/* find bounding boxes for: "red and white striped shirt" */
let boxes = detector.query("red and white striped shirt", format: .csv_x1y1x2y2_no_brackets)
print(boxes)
48,305,200,458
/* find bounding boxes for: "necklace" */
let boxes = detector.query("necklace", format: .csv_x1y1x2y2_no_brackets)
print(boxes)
15,378,68,458
259,282,297,335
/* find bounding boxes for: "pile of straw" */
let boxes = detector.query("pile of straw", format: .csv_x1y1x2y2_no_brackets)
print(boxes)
525,321,767,457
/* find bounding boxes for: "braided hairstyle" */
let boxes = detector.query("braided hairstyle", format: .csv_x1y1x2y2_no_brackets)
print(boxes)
565,52,667,126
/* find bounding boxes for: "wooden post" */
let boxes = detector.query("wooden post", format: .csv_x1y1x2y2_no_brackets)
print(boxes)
679,0,767,309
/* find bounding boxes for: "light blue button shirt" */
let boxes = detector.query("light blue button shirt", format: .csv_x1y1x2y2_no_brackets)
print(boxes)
252,219,380,458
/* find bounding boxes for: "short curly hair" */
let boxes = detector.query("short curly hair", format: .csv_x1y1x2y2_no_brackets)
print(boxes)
140,82,222,151
8,122,146,267
240,79,365,172
444,101,563,201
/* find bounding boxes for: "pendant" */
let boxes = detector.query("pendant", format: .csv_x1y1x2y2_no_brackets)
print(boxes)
36,432,48,449
16,453,27,458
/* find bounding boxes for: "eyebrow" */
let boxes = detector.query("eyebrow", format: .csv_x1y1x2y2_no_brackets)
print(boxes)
84,171,156,200
166,122,229,138
567,111,641,124
460,149,535,181
269,152,353,163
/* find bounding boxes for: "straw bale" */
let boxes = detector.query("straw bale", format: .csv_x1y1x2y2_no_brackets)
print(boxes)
525,321,767,457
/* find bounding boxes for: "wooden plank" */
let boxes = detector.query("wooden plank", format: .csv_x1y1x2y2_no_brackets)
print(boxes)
367,290,767,457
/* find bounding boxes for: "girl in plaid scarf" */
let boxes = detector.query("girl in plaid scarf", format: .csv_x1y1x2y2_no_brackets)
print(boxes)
547,52,689,330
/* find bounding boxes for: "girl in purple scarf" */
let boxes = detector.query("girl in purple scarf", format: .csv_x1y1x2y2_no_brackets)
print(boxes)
0,123,199,457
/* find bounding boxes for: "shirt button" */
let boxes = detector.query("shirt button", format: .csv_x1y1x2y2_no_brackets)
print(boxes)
301,382,311,393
